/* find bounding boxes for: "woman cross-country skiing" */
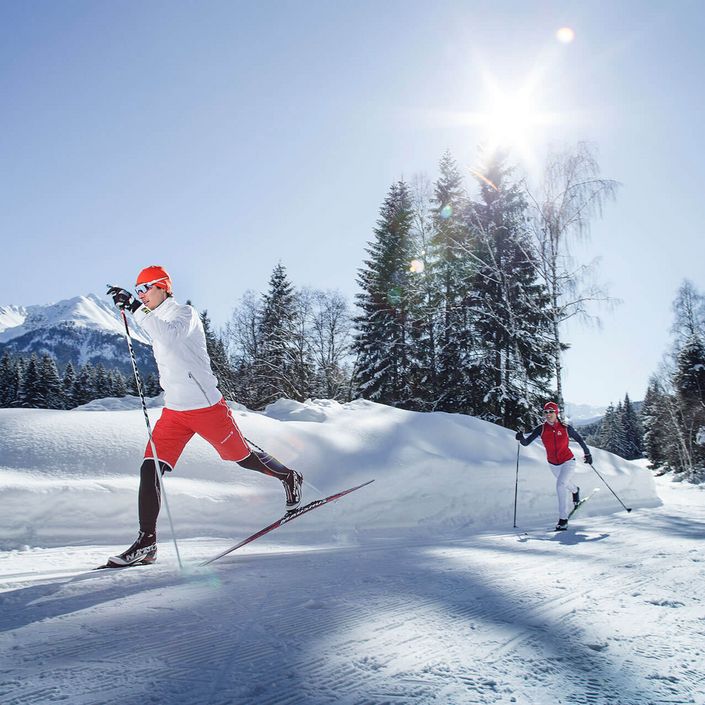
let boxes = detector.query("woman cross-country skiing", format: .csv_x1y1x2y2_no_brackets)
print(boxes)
106,265,302,566
515,401,592,531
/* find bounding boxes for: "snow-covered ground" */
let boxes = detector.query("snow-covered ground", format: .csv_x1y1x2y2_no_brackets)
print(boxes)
1,399,702,705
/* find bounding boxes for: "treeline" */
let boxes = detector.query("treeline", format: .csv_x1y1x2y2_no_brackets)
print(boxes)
639,281,705,482
0,351,161,409
581,395,643,460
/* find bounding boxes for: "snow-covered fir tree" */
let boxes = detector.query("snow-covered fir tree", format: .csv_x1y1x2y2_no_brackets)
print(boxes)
673,333,705,477
93,363,112,400
598,403,626,456
641,377,669,470
255,263,300,407
426,153,473,413
467,151,554,428
39,354,65,409
109,369,128,398
353,181,415,407
72,362,96,407
62,362,77,409
18,354,43,408
621,393,643,460
0,352,19,407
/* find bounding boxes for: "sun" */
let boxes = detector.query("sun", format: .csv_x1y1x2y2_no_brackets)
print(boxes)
460,80,560,166
484,93,546,150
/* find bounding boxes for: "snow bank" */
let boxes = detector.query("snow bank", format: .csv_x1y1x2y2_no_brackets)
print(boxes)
0,399,660,549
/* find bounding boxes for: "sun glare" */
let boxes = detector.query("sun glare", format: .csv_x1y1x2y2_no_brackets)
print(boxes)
556,27,575,44
471,87,559,165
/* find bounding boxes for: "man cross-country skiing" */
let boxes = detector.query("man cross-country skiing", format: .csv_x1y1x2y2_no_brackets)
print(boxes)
515,401,592,531
106,266,302,566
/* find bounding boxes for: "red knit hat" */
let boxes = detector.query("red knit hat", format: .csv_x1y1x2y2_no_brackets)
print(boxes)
135,265,172,295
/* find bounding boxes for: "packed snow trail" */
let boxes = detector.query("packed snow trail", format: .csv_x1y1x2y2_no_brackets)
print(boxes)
1,477,703,705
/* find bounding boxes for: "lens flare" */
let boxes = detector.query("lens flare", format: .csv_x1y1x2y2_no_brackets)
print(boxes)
556,27,575,43
440,204,453,220
410,259,425,274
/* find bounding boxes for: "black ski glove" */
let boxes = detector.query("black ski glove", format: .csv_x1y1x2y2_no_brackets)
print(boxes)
107,285,141,313
584,453,592,464
515,431,523,441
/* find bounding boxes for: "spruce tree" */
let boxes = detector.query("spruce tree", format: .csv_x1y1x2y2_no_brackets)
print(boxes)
673,334,705,476
468,151,554,428
427,153,473,413
39,355,64,409
599,403,626,456
19,354,43,408
93,363,112,400
621,393,643,460
62,362,77,408
353,181,415,407
0,352,19,407
72,363,96,407
255,263,299,407
641,377,669,470
110,369,128,397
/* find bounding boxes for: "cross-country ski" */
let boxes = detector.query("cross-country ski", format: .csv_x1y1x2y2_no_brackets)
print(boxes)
200,479,374,566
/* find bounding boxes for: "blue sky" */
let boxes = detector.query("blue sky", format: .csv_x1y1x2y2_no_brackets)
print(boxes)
2,0,704,406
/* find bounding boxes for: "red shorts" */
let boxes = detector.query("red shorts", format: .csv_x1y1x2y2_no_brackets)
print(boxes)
145,398,250,469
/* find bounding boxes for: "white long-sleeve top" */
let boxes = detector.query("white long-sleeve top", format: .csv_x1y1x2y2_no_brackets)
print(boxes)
133,297,221,411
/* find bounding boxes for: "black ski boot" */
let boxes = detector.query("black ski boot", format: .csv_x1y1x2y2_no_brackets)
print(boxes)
238,451,303,511
572,487,580,506
108,531,157,566
284,471,303,511
554,518,569,531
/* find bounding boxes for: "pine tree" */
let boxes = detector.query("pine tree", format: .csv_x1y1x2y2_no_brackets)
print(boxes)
426,153,473,413
641,377,669,470
468,151,554,428
0,352,19,407
405,174,438,411
93,363,113,400
353,181,416,407
72,363,96,407
109,369,128,397
621,393,643,460
599,403,626,456
255,263,299,407
62,362,77,408
144,372,162,397
673,334,705,477
19,354,44,408
39,355,64,409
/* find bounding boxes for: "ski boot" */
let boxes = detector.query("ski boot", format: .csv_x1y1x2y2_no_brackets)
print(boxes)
108,531,157,566
284,471,303,511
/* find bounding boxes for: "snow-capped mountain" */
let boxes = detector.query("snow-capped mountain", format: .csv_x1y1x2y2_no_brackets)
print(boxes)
0,294,157,375
565,402,608,426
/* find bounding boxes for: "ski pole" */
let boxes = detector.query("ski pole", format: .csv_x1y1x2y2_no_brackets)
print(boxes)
588,463,632,513
513,443,520,528
118,308,183,569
